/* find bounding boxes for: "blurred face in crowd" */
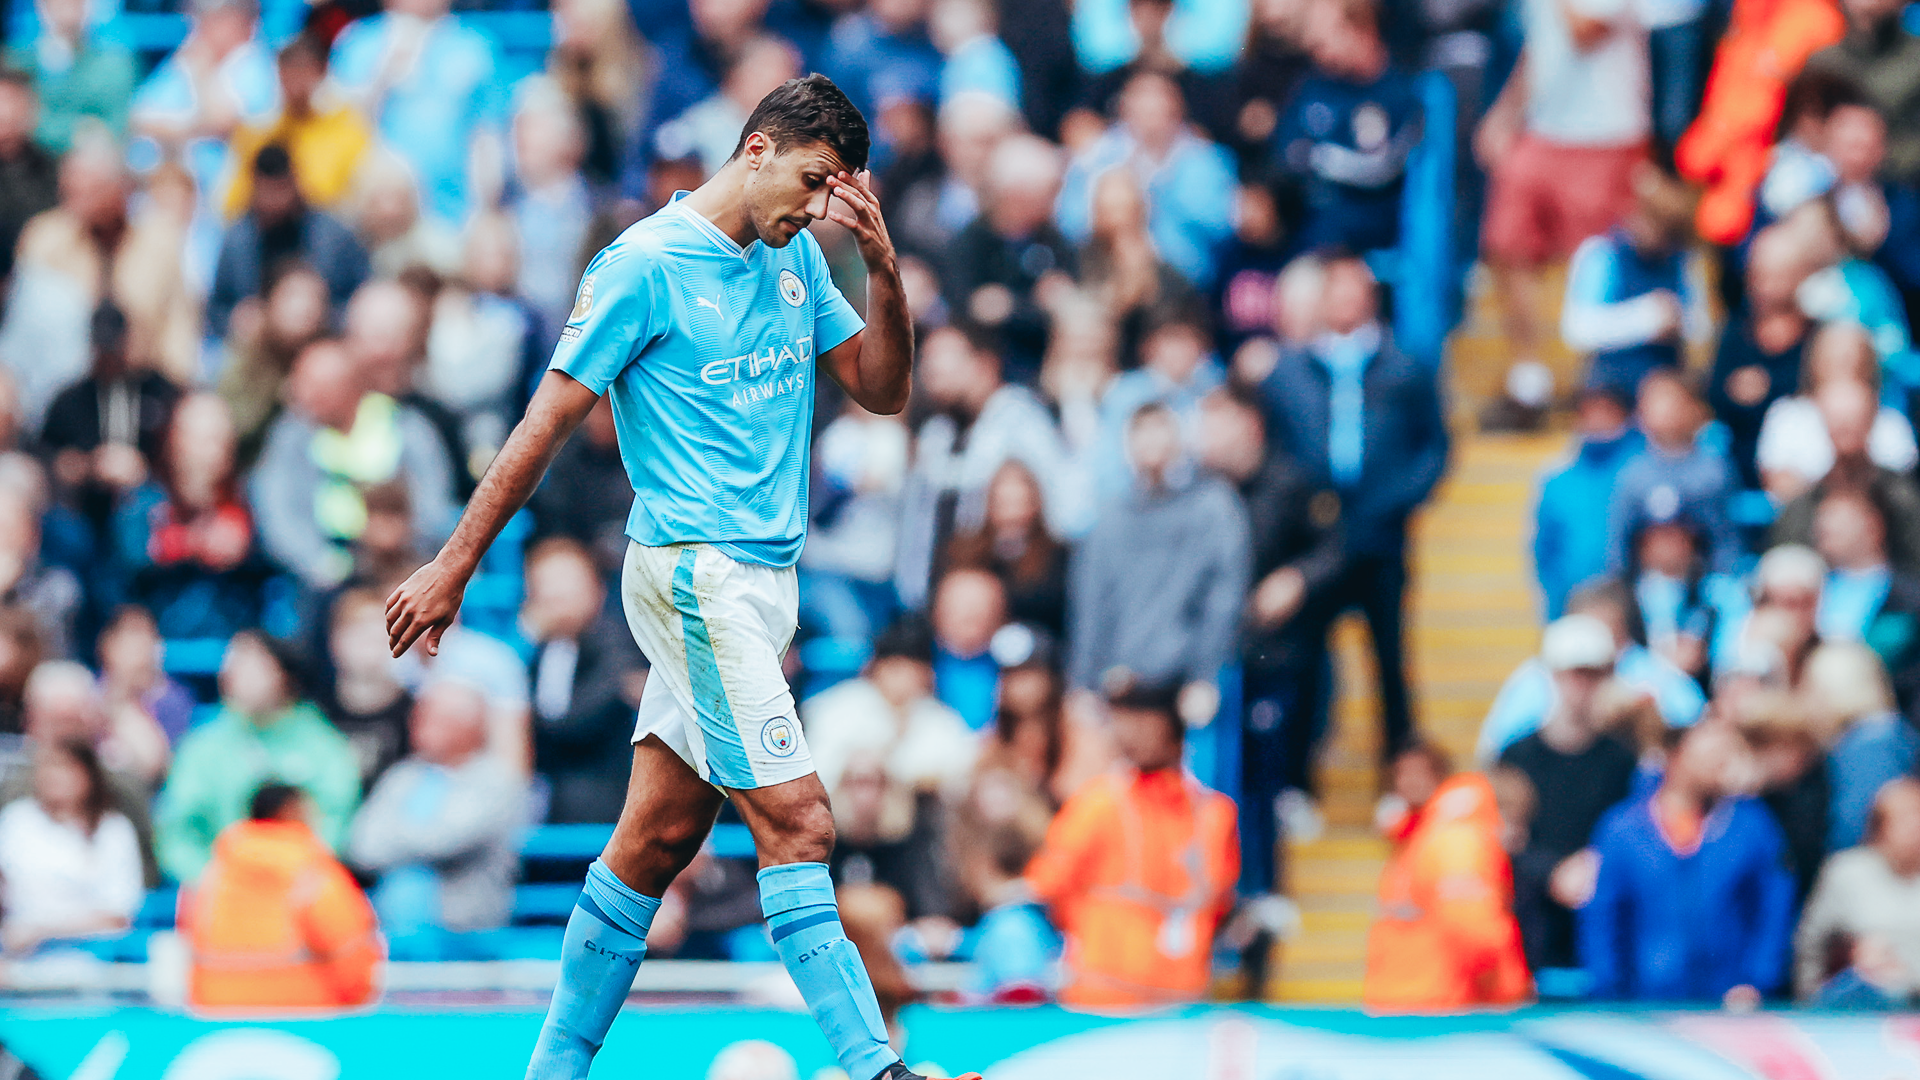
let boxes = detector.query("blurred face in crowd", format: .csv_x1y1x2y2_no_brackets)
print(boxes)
1303,0,1381,80
31,742,93,822
1091,169,1148,242
1827,104,1887,184
1318,259,1377,335
59,141,128,230
0,486,40,566
1636,521,1699,577
194,2,257,60
520,546,603,643
0,80,34,156
265,267,330,351
1273,256,1326,344
286,339,364,431
1666,722,1746,803
1550,664,1611,729
277,45,325,116
1195,392,1265,483
1111,703,1182,773
1143,322,1207,384
1746,226,1811,314
1636,375,1701,451
1118,73,1185,153
931,568,1006,659
1817,378,1878,464
1806,323,1877,392
1750,594,1819,670
165,393,238,509
24,668,104,745
984,461,1044,539
985,136,1062,239
331,594,398,680
513,97,587,187
1126,405,1183,485
98,609,161,686
868,652,935,712
918,327,999,415
724,37,801,115
1815,489,1887,571
463,216,519,297
411,681,489,766
345,282,427,396
357,161,420,245
938,93,1018,191
1873,779,1920,874
1390,746,1445,810
40,0,89,41
689,0,766,39
219,635,292,721
1575,390,1631,441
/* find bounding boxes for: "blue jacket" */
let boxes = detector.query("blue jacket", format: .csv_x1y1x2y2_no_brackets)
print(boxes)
207,208,369,337
1257,334,1448,556
1534,428,1645,618
1580,794,1797,1002
1273,65,1422,255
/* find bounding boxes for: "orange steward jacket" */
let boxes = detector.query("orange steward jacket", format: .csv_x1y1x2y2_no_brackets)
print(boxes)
181,818,383,1010
1026,767,1239,1007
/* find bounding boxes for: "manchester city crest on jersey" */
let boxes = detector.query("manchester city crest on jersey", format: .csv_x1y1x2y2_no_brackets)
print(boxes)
761,715,798,757
778,269,806,307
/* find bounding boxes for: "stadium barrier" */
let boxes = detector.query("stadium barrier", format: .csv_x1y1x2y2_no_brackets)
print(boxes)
3,1004,1917,1079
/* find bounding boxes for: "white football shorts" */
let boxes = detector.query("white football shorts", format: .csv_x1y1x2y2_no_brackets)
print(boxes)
621,540,815,790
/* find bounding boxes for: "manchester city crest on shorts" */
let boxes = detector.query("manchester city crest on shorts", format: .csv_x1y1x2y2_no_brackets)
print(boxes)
761,715,798,757
778,269,806,307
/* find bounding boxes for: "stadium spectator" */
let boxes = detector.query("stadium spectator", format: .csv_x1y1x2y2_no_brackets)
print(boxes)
1026,677,1239,1006
827,751,953,920
352,148,462,278
1067,402,1249,705
528,394,635,577
1806,0,1920,187
107,393,266,641
0,73,59,284
970,641,1075,810
349,680,527,943
896,326,1091,608
1793,777,1920,1001
942,133,1075,377
931,0,1022,112
1809,488,1920,669
1709,231,1818,491
1057,70,1237,287
1073,0,1234,140
1580,721,1797,1003
1496,614,1638,973
42,302,179,532
1756,323,1918,504
0,738,141,954
345,278,470,492
507,80,596,337
930,566,1009,730
182,782,381,1009
4,0,133,155
128,0,278,220
1199,388,1343,877
95,606,194,751
655,36,802,178
942,464,1069,644
804,615,978,802
955,817,1061,1001
207,143,369,337
822,0,944,119
250,338,456,591
223,35,375,220
1364,744,1531,1010
1805,643,1920,850
1560,166,1709,401
1604,369,1739,575
1736,692,1831,901
1535,385,1644,619
1774,378,1920,575
1673,0,1843,244
218,263,331,452
420,217,547,470
154,632,359,883
802,400,910,643
887,90,1018,260
392,605,533,774
1071,162,1197,373
319,589,413,790
1212,182,1292,355
1260,255,1447,763
621,0,771,192
545,0,647,191
1093,308,1222,497
0,486,80,662
1273,0,1419,255
328,0,504,225
1475,0,1654,422
521,538,646,824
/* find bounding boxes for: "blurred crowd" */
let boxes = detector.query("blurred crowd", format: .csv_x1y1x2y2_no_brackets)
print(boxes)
0,0,1914,1020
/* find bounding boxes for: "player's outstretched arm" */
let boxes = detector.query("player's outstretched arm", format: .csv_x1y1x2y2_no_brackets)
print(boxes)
822,169,912,415
386,370,601,658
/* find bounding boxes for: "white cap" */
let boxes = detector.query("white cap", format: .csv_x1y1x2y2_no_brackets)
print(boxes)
1541,614,1617,672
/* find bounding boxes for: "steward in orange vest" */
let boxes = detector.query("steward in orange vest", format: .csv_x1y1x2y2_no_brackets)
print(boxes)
1026,678,1239,1007
1364,747,1531,1011
181,782,383,1010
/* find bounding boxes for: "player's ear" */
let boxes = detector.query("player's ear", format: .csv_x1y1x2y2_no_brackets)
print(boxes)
744,131,770,169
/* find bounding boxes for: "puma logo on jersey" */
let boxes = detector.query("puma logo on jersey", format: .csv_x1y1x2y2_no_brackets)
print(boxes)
693,296,725,318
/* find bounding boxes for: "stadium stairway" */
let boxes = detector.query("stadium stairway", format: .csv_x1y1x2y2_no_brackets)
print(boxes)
1263,276,1578,1003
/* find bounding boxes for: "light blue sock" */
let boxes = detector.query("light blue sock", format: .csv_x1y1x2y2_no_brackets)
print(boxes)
526,860,660,1080
759,863,900,1080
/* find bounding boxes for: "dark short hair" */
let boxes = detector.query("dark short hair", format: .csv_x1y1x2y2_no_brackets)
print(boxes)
44,738,112,836
0,67,33,95
870,614,935,666
253,142,294,179
730,74,870,174
278,32,327,69
249,781,306,821
1102,669,1181,717
91,301,129,356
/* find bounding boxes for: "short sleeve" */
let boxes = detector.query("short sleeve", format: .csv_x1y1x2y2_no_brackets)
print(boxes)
548,239,668,394
804,235,864,355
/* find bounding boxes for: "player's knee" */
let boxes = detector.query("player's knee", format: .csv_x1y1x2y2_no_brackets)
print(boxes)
767,797,836,864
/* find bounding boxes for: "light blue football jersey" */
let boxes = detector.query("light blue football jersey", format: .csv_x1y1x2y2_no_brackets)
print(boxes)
548,191,865,567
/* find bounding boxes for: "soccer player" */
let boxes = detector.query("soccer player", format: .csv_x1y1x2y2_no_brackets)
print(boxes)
384,76,975,1080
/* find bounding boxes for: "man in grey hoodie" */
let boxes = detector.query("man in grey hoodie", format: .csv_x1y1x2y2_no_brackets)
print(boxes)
1067,401,1250,710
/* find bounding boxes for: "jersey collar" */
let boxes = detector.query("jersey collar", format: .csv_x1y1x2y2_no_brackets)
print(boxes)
669,190,753,262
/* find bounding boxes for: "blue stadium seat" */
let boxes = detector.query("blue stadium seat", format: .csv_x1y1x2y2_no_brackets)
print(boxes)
518,821,758,865
161,638,227,678
136,886,178,928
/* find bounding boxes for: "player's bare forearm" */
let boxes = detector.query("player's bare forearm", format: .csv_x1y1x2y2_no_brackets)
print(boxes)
824,169,913,414
385,371,599,656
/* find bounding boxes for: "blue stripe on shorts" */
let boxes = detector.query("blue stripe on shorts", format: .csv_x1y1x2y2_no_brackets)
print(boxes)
671,547,757,789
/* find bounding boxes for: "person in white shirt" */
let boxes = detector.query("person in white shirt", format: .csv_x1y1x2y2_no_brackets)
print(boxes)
1757,322,1918,503
0,738,143,954
802,617,979,801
